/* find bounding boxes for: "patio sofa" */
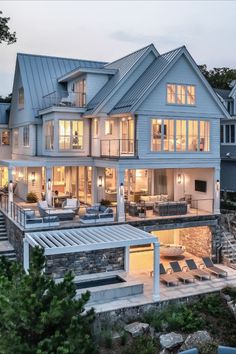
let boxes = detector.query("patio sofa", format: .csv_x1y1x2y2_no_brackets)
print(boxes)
154,201,187,216
62,198,80,214
80,204,114,224
22,209,60,229
140,194,169,208
38,201,75,221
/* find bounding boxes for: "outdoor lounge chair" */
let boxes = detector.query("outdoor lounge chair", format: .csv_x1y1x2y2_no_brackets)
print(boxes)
185,259,211,280
38,201,75,221
62,198,80,214
159,263,179,286
169,261,195,283
202,257,228,278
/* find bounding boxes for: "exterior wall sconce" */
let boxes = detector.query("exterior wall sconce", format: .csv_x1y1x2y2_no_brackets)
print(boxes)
31,171,36,186
177,174,182,184
9,180,13,193
98,176,103,188
47,178,51,190
120,182,124,196
216,179,220,191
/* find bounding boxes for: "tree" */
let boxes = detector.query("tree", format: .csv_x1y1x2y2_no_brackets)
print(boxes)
0,93,12,103
0,248,97,354
199,64,236,90
0,10,16,44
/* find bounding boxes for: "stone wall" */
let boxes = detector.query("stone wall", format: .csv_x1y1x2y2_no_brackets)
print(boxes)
5,216,24,261
179,226,212,258
45,247,125,279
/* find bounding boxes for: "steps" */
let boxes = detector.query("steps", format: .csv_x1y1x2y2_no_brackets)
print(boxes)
222,231,236,267
0,212,16,261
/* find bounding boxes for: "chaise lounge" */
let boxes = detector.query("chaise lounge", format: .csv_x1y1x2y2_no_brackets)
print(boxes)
185,259,211,280
169,261,195,283
202,257,228,278
159,263,179,286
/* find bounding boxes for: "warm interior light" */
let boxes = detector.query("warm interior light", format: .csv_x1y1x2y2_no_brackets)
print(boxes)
31,171,36,185
57,167,61,172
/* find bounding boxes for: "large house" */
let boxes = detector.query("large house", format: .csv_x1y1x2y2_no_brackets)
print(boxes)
0,44,231,303
216,82,236,193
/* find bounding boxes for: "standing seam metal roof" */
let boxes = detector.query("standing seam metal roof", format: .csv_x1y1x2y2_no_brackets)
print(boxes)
17,53,106,112
110,46,184,115
85,45,155,114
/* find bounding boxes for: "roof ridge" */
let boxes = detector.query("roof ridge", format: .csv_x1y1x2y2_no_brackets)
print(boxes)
104,43,155,68
160,45,185,57
17,52,107,64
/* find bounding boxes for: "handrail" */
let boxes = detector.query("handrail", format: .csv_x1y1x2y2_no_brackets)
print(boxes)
221,226,236,263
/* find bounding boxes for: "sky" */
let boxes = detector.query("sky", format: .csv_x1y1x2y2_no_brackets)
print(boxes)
0,0,236,96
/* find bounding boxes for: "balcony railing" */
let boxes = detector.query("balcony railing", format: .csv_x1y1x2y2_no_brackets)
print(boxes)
42,91,86,109
100,139,137,158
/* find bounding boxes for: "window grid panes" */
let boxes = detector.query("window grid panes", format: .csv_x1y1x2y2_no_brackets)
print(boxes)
45,120,54,150
151,119,210,152
23,125,30,147
167,84,195,105
18,87,24,108
222,124,235,144
59,120,84,150
13,129,19,148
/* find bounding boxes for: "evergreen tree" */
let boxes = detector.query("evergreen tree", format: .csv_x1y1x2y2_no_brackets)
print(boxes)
0,248,97,354
0,10,16,44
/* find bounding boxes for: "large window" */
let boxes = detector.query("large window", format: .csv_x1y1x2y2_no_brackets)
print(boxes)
1,131,10,145
18,87,24,108
23,125,30,147
45,120,54,150
105,120,114,135
167,84,195,105
13,129,19,148
151,119,210,152
221,124,235,144
59,120,83,150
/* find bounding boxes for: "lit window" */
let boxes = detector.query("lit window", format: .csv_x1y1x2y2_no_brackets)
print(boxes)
23,125,30,147
199,121,210,151
13,129,19,148
93,118,99,136
188,120,198,151
163,120,174,151
18,87,24,108
177,85,186,104
167,84,176,104
166,84,195,105
176,120,186,151
1,131,10,145
105,120,113,135
59,120,83,150
151,119,162,151
45,121,54,150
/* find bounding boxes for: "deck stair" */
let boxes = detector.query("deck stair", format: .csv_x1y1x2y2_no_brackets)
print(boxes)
222,231,236,269
0,212,16,261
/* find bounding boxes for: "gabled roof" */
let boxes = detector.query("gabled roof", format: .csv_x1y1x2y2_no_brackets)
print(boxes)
214,88,231,100
85,44,159,115
0,103,10,124
17,53,106,112
110,46,183,115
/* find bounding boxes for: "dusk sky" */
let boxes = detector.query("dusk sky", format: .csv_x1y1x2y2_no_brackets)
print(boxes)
0,0,236,96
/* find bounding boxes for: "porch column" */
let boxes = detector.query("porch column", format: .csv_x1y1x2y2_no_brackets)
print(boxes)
23,238,30,273
91,167,98,205
116,167,125,222
45,167,53,206
214,167,220,214
153,241,160,302
8,167,13,215
124,246,130,272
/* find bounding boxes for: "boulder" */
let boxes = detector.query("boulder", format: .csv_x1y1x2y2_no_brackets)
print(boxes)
160,332,184,349
124,322,149,337
180,330,212,351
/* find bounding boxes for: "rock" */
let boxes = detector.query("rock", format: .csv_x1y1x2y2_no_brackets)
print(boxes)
159,349,171,354
124,321,149,337
149,326,155,338
111,331,121,342
180,330,212,351
159,332,184,349
221,293,232,302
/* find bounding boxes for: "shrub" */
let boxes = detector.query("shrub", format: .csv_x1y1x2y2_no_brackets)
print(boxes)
26,191,38,203
120,331,128,346
124,335,157,354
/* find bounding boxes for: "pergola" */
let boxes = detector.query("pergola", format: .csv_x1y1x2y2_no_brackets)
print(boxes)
24,224,160,300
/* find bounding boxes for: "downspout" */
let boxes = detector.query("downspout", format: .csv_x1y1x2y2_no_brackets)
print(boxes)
35,124,38,156
88,117,92,157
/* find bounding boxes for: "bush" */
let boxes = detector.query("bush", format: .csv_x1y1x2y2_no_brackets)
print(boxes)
124,335,157,354
26,191,38,203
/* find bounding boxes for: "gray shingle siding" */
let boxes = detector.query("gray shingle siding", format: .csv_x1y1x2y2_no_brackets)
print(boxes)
0,103,10,124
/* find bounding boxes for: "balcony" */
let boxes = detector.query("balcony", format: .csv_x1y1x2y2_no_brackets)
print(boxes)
99,139,137,158
42,91,86,110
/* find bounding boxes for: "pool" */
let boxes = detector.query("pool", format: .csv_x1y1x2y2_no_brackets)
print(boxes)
75,275,125,290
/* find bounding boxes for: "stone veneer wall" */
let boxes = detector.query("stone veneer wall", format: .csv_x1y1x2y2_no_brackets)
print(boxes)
179,226,212,258
5,216,24,261
45,247,125,279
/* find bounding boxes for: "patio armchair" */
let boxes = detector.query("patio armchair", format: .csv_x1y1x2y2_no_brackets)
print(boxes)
62,198,80,214
80,204,114,224
201,257,228,278
169,261,195,283
185,259,211,281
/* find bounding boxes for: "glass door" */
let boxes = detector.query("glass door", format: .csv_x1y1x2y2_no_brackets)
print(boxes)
120,118,134,154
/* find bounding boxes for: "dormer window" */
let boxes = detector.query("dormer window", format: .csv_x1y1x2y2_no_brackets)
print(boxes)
167,84,195,105
75,79,86,107
18,87,24,108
